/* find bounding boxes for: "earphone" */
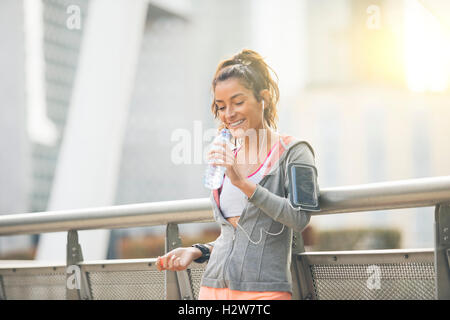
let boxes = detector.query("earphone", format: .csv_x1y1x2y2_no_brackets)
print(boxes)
236,193,303,245
230,98,301,244
237,220,285,245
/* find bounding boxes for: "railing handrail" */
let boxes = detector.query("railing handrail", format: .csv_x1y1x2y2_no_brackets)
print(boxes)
1,175,450,236
0,248,434,269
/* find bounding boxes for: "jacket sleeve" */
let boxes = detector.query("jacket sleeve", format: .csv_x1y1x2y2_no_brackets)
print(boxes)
247,142,317,233
205,232,223,248
206,240,216,248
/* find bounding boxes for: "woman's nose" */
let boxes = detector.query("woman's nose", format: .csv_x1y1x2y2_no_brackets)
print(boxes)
225,106,235,118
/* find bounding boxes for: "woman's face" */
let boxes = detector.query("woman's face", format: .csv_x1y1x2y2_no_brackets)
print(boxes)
214,78,264,139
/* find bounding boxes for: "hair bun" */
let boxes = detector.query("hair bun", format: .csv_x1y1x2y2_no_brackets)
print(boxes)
234,57,251,66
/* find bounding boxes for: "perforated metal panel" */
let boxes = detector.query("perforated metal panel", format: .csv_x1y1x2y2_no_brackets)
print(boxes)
0,250,436,300
87,270,165,300
1,273,66,300
311,262,435,300
188,266,206,300
303,250,435,300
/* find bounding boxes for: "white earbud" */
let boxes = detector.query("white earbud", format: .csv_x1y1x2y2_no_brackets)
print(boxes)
262,100,265,110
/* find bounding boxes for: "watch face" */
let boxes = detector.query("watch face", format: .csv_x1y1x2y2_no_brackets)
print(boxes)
192,244,210,263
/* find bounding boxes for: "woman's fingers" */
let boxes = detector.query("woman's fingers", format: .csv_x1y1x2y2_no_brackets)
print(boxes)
168,255,177,269
209,142,234,157
156,257,161,271
157,253,173,271
160,256,181,271
156,256,163,271
208,151,234,166
173,257,181,270
208,150,228,161
156,249,190,272
207,143,236,168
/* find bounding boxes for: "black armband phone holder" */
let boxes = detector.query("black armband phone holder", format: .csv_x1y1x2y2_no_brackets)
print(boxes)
287,162,321,212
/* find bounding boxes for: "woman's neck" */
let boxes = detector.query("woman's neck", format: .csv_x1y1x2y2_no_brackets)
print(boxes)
240,127,277,164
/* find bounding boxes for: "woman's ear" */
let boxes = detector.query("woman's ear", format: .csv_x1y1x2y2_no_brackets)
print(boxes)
259,89,270,107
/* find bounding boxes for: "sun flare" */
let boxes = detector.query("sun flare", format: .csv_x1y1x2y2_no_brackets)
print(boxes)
404,0,450,92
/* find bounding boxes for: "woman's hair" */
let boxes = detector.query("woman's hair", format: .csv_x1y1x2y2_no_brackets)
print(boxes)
210,49,280,130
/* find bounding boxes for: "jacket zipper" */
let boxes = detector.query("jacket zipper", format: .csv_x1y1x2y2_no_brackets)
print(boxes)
222,201,249,284
215,140,300,286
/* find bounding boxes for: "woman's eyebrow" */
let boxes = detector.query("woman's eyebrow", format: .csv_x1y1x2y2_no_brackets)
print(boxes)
215,93,245,103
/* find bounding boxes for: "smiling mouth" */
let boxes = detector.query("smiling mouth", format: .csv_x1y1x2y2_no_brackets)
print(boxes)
229,119,245,128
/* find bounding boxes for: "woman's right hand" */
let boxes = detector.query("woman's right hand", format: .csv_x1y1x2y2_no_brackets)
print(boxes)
156,247,201,272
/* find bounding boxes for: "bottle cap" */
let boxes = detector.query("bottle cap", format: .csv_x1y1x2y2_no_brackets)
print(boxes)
220,128,231,140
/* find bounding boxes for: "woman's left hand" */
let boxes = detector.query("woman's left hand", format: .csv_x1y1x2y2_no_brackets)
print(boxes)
207,141,246,188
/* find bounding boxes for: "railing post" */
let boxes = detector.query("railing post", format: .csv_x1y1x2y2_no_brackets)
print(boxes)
165,223,194,300
291,229,315,300
0,275,6,300
434,204,450,300
66,230,92,300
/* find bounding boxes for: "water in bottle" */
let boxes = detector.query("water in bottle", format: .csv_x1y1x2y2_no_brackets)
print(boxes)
203,128,232,190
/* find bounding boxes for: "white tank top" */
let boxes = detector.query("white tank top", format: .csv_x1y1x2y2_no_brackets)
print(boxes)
220,142,278,218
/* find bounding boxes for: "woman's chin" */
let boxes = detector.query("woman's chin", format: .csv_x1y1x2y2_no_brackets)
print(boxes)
229,127,248,139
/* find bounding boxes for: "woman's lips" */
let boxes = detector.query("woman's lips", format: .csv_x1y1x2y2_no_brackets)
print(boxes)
229,119,245,128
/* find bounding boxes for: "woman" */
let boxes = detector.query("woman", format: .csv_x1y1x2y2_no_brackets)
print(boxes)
157,49,317,300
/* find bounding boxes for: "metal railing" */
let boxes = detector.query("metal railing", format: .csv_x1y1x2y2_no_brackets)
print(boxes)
0,175,449,300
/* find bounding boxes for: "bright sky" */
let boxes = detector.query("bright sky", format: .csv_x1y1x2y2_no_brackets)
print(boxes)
404,0,450,92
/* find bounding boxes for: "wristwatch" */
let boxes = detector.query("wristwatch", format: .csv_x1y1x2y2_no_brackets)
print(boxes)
191,243,211,263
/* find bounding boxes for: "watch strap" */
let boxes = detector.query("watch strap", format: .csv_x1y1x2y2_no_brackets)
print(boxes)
191,243,210,263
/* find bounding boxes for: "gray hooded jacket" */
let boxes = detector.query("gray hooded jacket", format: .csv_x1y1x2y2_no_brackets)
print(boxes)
200,136,318,293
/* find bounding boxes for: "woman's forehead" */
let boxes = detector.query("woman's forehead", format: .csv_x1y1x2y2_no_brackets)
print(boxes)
214,78,251,101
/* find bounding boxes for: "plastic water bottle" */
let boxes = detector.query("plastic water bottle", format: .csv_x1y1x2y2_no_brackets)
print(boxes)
203,128,232,190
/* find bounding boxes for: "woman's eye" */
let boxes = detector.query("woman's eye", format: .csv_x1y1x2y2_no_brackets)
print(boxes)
217,106,225,111
236,101,244,105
